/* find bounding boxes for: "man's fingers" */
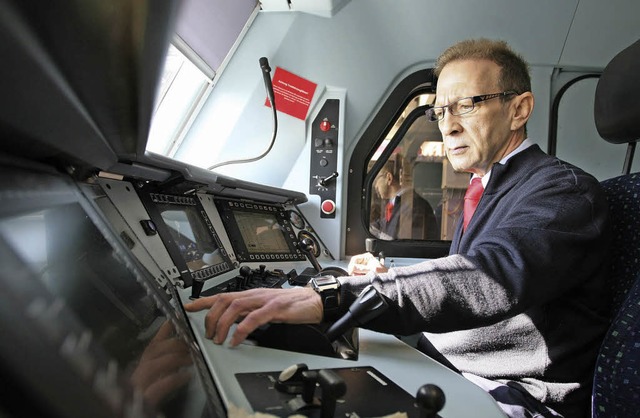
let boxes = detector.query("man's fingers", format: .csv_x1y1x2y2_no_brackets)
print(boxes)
188,287,323,347
348,252,375,275
151,320,175,342
228,287,322,346
183,295,217,312
348,252,389,275
350,262,373,275
228,309,273,346
216,291,286,344
203,294,235,340
354,266,368,275
206,291,272,344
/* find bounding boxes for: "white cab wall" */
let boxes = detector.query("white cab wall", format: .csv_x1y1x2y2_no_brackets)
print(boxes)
175,0,638,182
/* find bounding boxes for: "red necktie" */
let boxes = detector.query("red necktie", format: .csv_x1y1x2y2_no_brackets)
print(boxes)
385,201,394,222
463,177,484,231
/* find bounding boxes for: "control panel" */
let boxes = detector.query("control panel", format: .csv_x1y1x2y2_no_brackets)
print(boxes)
309,99,340,218
236,364,446,417
199,264,291,297
87,172,498,418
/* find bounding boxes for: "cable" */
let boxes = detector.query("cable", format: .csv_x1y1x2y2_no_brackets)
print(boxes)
208,57,277,171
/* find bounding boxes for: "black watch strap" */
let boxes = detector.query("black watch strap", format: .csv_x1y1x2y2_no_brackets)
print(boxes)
320,288,340,321
311,276,342,322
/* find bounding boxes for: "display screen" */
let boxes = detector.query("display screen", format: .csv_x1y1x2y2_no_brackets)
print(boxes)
144,192,232,284
155,203,226,271
0,198,225,417
215,199,306,262
233,211,290,254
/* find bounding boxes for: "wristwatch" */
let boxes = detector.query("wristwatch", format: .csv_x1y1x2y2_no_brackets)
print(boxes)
310,275,341,321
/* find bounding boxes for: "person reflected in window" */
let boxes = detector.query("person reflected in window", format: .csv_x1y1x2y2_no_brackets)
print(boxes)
370,167,439,240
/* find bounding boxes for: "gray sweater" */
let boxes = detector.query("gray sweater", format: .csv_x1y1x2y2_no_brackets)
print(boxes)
340,145,612,417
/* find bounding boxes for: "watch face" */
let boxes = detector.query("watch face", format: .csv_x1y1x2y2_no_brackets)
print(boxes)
314,276,338,286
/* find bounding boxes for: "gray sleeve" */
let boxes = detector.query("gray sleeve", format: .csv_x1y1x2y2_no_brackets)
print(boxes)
339,254,510,335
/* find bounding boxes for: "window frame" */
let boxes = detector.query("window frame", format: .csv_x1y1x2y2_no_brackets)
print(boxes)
548,70,640,179
345,68,451,258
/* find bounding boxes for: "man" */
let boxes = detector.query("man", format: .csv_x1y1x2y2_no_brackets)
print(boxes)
370,164,439,240
186,39,611,417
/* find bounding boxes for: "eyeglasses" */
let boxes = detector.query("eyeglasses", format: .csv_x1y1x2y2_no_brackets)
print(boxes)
425,91,517,122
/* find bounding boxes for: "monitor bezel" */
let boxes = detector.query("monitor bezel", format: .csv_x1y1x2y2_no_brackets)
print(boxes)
214,198,306,263
137,190,233,288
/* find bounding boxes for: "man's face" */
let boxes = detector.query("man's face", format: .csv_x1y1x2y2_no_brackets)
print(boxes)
374,172,392,199
435,59,515,176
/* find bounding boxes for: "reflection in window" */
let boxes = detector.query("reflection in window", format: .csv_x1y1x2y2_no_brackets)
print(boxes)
367,94,469,241
0,203,220,415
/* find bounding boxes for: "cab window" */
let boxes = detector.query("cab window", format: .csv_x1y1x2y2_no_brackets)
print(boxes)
345,69,460,258
365,94,468,242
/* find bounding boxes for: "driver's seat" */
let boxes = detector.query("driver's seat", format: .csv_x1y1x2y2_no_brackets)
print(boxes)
591,38,640,418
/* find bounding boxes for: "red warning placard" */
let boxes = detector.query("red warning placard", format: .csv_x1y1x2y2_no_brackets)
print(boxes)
265,67,317,120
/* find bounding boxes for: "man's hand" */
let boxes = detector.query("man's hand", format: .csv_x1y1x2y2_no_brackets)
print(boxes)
131,321,192,407
347,252,389,275
184,287,323,347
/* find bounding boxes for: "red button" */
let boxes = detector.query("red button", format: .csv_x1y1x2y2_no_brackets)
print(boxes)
320,119,331,132
321,199,336,214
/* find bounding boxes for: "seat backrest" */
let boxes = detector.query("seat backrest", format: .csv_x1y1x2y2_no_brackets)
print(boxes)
599,175,640,312
592,275,640,418
592,179,640,418
591,38,640,418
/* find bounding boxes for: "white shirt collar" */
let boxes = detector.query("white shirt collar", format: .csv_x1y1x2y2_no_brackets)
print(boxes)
473,138,535,188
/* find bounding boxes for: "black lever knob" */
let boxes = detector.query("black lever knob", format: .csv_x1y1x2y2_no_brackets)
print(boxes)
190,279,204,299
325,284,388,341
275,363,308,394
318,171,339,187
301,237,316,255
239,265,251,277
238,265,252,289
300,237,323,273
416,383,446,418
301,370,318,404
318,369,346,418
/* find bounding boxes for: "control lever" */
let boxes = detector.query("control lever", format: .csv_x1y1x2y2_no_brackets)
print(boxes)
282,368,318,413
416,384,446,418
301,370,318,404
190,279,204,299
287,368,346,417
300,237,323,273
364,237,376,253
237,265,252,289
318,171,339,187
318,369,347,418
365,238,385,266
300,237,348,278
275,363,308,394
325,284,388,342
